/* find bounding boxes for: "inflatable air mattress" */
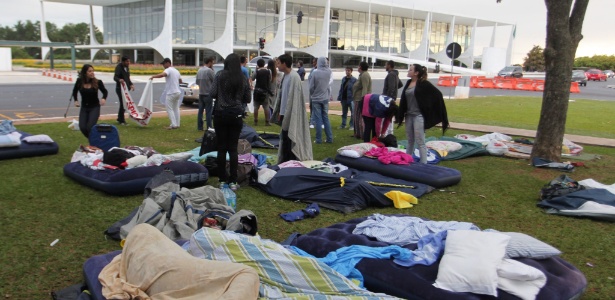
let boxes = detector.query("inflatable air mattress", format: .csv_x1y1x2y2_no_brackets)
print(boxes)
64,161,208,196
335,154,461,188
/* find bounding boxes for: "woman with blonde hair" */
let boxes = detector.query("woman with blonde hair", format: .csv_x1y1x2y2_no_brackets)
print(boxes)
72,64,108,138
396,64,449,163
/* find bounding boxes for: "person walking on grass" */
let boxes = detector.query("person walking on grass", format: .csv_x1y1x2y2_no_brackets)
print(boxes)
272,54,312,163
337,66,357,130
250,58,272,126
210,53,251,191
113,56,133,126
308,56,334,144
396,63,449,163
150,58,183,130
72,64,108,138
351,61,372,139
196,57,215,131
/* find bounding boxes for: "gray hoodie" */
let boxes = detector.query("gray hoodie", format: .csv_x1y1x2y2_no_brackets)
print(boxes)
308,57,332,103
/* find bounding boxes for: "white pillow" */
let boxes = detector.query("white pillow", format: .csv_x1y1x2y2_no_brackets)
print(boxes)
500,232,561,259
22,134,54,144
434,230,510,296
338,149,361,158
0,133,21,147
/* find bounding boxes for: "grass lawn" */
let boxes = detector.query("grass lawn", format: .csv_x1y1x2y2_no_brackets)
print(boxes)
1,104,614,299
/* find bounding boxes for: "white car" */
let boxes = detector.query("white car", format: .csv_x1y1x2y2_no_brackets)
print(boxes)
180,63,224,105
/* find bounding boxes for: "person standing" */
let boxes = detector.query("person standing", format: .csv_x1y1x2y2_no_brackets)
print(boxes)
351,61,372,139
266,59,278,116
382,60,402,99
196,57,215,131
337,67,357,130
361,94,398,142
210,53,251,190
72,64,108,138
308,57,333,144
240,56,252,117
396,64,449,163
250,58,272,126
150,58,183,130
113,56,133,126
273,54,312,163
307,57,318,128
296,60,305,81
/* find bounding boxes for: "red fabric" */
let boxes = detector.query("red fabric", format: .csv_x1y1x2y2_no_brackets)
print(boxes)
369,136,385,148
365,147,413,165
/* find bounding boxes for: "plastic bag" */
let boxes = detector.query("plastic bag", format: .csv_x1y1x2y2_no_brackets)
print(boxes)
67,119,79,130
486,140,508,156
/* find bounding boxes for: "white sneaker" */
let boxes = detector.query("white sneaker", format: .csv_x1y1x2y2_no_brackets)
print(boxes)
321,125,325,128
309,124,315,129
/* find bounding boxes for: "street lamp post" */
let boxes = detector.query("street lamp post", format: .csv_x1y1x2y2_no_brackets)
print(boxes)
257,11,303,57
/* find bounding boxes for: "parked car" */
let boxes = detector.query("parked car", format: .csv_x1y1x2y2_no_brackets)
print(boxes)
180,63,224,105
497,66,523,78
603,69,614,78
571,70,587,86
585,69,607,81
248,55,273,70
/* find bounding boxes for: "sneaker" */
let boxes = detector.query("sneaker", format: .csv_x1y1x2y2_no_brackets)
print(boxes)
229,182,240,191
321,125,324,129
348,126,354,131
338,125,345,129
309,124,315,129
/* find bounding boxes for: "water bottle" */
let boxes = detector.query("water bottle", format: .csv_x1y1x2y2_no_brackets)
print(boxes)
221,184,237,210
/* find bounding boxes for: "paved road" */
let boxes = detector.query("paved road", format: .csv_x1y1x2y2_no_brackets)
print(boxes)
1,69,614,121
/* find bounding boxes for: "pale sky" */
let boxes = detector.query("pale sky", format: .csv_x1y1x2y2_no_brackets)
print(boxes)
1,0,613,64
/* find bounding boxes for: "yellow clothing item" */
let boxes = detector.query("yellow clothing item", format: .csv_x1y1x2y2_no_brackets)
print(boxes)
385,191,419,209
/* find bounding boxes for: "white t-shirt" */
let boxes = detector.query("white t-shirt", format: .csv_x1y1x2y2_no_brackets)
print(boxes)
164,67,182,95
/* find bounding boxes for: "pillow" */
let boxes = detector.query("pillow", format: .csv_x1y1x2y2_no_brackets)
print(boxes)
499,232,561,259
339,149,361,158
0,132,22,147
434,230,510,296
21,134,54,144
337,143,377,158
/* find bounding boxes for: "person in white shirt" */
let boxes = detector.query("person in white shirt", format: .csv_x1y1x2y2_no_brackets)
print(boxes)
150,58,183,129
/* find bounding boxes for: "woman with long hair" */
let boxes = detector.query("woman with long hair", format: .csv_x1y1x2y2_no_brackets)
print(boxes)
72,64,108,138
266,59,278,119
210,53,251,190
396,64,449,163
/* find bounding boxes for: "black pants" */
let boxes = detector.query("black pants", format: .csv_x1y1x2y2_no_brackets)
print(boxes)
115,88,125,123
214,115,243,183
362,116,376,143
279,128,298,163
79,105,100,138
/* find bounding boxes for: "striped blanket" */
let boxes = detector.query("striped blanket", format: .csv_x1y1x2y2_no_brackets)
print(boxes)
187,227,398,299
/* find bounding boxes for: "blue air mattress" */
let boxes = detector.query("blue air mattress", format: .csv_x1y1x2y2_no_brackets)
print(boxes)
0,131,59,160
63,161,209,196
335,154,461,188
289,216,587,300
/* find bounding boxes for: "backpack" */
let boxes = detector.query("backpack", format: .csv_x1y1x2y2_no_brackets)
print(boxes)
539,174,585,201
199,129,217,156
237,139,252,155
89,123,120,152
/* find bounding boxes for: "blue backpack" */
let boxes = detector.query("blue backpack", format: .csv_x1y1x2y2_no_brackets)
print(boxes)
89,124,120,152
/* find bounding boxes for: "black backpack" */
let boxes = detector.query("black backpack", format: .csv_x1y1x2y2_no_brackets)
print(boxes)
539,174,585,201
199,130,217,156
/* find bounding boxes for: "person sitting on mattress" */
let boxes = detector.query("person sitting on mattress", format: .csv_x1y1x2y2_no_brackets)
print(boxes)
361,93,398,143
396,64,449,164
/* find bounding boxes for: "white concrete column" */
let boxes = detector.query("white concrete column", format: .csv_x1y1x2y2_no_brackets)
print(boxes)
409,12,431,62
195,48,200,66
506,24,516,66
490,23,498,47
301,0,330,58
149,0,174,60
39,0,51,60
89,5,101,61
201,0,234,58
458,19,478,69
134,49,138,63
267,0,287,57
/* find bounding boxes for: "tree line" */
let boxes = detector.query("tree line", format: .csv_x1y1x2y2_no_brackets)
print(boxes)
0,20,106,59
522,45,615,72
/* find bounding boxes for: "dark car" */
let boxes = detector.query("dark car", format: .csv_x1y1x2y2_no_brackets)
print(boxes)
585,69,607,81
571,70,587,86
497,66,523,78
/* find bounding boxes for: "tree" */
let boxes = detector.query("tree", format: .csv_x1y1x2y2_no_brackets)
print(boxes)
499,0,589,161
523,45,545,72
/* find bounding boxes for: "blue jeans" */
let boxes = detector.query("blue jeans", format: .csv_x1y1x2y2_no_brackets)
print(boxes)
340,100,353,128
311,101,333,143
197,94,213,130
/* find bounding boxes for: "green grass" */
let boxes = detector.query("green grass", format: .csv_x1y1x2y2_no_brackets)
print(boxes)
1,108,614,299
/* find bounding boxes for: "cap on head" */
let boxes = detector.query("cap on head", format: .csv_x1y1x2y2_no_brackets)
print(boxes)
160,58,172,64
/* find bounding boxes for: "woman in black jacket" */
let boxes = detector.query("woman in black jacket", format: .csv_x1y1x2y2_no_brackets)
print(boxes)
210,53,251,191
396,64,449,163
72,64,108,138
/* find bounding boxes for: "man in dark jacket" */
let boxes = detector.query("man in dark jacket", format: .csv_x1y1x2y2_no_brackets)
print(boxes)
336,67,357,129
382,60,401,99
113,56,134,125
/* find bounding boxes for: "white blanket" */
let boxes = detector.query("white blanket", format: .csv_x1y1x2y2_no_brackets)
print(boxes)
121,80,153,126
497,258,547,300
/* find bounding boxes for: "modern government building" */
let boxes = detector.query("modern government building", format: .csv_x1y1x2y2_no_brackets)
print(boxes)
40,0,515,73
